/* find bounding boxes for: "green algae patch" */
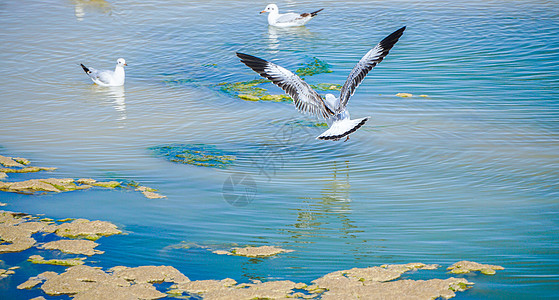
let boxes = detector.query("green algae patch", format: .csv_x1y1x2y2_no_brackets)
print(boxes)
163,78,195,86
150,144,236,169
1,210,120,257
0,155,163,199
57,218,76,223
91,181,121,188
274,119,328,128
76,178,120,189
449,281,473,292
220,78,269,95
219,79,292,103
35,264,188,299
80,178,166,199
313,263,438,285
259,94,292,102
0,178,86,194
0,155,55,180
0,174,161,199
17,271,58,290
447,261,504,275
108,265,190,284
28,255,85,266
136,186,166,199
0,267,16,279
54,219,121,241
39,265,153,297
40,239,103,256
238,94,261,101
0,166,57,173
311,83,342,91
396,92,413,97
295,57,332,77
0,220,38,253
12,157,30,165
169,279,306,300
0,174,150,198
311,263,473,300
0,155,26,168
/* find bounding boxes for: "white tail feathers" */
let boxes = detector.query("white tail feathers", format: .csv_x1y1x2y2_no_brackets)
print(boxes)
317,117,369,141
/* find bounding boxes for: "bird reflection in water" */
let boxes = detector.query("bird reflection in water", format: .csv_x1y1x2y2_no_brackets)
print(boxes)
71,0,111,21
285,161,364,244
91,85,127,122
267,26,314,53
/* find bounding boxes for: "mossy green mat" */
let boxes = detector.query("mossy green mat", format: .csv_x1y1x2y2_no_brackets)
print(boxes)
149,144,236,169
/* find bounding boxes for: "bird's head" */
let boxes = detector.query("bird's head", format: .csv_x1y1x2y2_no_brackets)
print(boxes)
325,94,337,101
116,58,127,67
260,4,278,14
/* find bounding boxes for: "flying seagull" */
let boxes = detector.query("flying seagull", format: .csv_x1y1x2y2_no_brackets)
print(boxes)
260,3,323,27
81,58,127,86
236,26,406,141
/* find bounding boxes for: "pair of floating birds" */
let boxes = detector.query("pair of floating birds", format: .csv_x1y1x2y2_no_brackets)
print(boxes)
78,4,318,87
80,4,405,141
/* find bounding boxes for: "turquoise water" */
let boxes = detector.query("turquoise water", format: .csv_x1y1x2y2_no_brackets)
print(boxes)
1,0,558,298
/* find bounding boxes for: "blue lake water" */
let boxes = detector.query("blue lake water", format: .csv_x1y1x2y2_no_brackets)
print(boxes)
1,0,558,299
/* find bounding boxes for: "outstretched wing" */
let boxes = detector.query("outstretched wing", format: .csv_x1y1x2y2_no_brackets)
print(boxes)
337,26,406,113
236,52,334,119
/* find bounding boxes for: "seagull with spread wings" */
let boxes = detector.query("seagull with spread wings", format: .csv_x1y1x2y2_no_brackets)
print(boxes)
237,26,406,141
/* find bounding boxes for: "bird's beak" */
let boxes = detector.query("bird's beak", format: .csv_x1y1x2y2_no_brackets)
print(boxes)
124,63,127,66
260,10,266,14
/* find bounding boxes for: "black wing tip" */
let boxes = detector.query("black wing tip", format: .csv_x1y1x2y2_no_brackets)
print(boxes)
311,8,324,16
380,26,406,49
236,52,267,64
392,26,406,36
236,52,269,72
80,63,90,74
236,52,251,59
395,26,406,37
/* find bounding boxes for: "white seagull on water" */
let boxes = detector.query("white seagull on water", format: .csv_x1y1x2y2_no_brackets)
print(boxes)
237,26,406,141
80,58,127,86
260,4,323,27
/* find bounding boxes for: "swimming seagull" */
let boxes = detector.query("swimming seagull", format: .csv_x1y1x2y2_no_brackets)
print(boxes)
80,58,127,86
260,4,323,27
237,26,406,141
